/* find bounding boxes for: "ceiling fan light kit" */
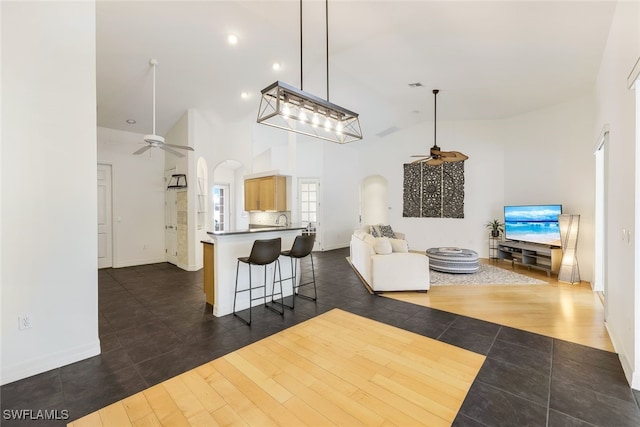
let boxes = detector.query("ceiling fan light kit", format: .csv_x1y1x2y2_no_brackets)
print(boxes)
256,0,362,144
134,58,194,158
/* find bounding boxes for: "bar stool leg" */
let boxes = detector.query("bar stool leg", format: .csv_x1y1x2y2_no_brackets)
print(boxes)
233,261,254,326
274,257,295,310
267,259,285,315
296,253,317,301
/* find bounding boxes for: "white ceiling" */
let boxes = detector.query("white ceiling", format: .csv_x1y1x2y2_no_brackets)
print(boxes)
96,1,617,140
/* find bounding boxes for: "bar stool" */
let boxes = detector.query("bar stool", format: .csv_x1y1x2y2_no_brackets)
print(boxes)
277,234,317,309
233,237,284,325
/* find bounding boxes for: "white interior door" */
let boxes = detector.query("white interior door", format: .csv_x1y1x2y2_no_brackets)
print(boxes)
165,169,178,265
97,164,113,268
298,178,322,251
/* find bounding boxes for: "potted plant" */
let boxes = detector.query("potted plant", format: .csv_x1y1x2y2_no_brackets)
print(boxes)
486,219,505,237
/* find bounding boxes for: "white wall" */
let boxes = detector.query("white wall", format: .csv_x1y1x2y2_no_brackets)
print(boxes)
358,118,505,255
1,1,100,384
321,142,362,249
164,112,196,270
592,1,640,389
503,94,596,282
97,127,166,267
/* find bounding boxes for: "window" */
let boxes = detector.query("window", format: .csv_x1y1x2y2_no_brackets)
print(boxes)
213,184,229,231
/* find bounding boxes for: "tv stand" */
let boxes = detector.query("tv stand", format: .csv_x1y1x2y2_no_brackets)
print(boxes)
498,241,562,277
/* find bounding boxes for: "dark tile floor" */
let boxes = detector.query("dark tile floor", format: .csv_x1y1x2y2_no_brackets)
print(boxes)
2,248,640,426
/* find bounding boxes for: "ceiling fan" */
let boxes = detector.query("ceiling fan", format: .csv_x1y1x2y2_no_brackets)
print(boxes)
411,89,468,166
133,59,194,158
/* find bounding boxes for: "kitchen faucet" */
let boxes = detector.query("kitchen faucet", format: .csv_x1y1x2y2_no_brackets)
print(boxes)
276,214,288,227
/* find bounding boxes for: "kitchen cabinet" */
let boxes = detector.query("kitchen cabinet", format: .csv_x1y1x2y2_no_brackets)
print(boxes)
202,241,214,306
244,175,287,211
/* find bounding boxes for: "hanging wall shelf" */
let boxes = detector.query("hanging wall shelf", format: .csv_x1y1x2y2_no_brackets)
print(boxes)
167,174,188,189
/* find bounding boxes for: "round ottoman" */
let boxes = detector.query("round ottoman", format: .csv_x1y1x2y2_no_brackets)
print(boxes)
426,247,479,274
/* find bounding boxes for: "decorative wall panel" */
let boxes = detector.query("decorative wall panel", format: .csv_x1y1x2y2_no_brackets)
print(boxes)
403,162,465,218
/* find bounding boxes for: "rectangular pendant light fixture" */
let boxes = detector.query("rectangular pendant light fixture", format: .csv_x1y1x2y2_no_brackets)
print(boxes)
257,80,362,144
256,0,362,144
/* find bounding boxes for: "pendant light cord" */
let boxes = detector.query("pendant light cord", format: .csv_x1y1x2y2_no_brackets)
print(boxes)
299,0,331,101
152,61,157,135
433,89,438,148
326,0,329,102
300,0,303,91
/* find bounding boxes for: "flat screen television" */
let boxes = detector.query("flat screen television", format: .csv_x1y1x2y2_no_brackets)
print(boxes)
504,204,562,247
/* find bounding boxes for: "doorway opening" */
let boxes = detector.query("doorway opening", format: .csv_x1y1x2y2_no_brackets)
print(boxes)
593,126,609,304
97,163,113,268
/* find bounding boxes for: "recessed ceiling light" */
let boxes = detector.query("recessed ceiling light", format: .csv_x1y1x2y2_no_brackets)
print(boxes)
272,62,281,71
126,119,136,124
241,91,249,99
227,34,238,45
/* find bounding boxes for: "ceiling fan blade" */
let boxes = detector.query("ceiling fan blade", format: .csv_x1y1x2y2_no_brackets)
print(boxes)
440,151,469,162
133,145,152,155
410,154,430,158
163,143,194,151
159,145,185,158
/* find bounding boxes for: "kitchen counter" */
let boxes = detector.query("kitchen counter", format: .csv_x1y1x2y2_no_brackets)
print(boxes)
203,226,305,317
207,224,306,237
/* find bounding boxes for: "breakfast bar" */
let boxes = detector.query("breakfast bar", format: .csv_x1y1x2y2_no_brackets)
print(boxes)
203,225,306,317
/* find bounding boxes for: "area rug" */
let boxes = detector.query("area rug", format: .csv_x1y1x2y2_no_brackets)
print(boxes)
430,263,547,285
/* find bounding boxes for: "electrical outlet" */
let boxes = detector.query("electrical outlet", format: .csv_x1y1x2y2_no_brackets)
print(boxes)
18,315,32,330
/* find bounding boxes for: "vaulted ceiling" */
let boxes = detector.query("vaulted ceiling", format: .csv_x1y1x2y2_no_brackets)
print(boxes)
96,1,616,140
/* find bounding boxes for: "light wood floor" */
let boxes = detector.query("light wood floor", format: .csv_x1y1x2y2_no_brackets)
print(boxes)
69,309,485,427
385,259,614,352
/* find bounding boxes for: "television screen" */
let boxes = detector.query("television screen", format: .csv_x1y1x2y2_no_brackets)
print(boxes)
504,204,562,246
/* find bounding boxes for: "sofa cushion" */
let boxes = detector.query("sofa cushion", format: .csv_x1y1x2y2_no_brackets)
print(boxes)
373,237,393,255
389,238,409,253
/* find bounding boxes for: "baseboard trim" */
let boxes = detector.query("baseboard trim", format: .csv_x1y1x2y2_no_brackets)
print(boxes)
1,340,101,386
604,321,636,389
176,262,201,272
113,256,166,268
321,243,349,251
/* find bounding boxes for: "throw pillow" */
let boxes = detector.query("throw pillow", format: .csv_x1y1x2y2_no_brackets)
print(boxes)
363,234,377,247
373,237,392,255
389,238,408,253
379,224,396,238
370,225,381,237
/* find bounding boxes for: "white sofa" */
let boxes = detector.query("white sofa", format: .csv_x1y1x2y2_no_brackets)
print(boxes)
349,225,430,292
